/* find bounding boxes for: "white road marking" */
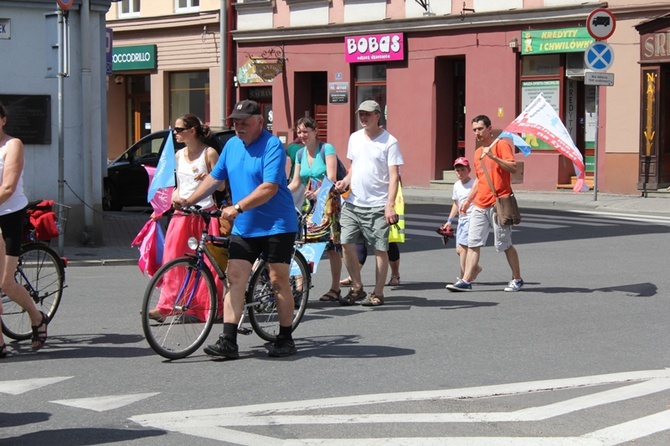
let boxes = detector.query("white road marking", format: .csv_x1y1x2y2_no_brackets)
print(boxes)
51,392,160,412
130,369,670,444
571,210,670,225
0,376,73,395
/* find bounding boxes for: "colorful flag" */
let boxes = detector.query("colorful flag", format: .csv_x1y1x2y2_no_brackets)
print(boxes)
498,131,532,156
503,93,589,192
147,133,176,202
144,166,174,217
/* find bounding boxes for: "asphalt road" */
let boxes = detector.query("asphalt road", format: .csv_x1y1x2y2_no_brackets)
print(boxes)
1,204,669,445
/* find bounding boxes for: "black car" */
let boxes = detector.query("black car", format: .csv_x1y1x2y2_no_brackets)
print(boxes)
103,128,235,211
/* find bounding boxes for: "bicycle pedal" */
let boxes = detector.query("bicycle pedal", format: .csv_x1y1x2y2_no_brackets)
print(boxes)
237,327,253,335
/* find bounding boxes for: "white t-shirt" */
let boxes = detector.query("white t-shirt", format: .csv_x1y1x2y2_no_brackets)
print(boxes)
0,138,28,216
176,148,215,209
345,128,404,207
452,177,474,220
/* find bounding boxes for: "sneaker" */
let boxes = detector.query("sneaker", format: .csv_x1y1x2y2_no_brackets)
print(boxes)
267,337,297,357
203,336,240,359
446,279,472,292
504,279,524,292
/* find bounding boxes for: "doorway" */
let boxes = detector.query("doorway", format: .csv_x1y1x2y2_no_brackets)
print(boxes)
435,57,466,179
126,75,151,144
293,72,327,140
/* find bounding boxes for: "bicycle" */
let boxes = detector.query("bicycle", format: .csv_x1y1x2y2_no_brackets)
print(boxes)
1,201,68,340
141,206,312,359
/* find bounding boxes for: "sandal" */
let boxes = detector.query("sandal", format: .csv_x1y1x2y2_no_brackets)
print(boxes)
0,343,7,358
361,293,385,307
338,288,367,306
319,289,341,302
339,277,353,286
387,276,400,286
31,311,48,351
148,308,166,323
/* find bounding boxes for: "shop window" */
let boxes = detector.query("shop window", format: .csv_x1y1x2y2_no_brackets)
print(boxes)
522,54,560,76
176,0,199,13
119,0,140,17
354,64,387,128
169,71,210,126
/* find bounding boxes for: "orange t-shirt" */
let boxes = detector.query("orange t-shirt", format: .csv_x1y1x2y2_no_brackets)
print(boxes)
473,139,514,209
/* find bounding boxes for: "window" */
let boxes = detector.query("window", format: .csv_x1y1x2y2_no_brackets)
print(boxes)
169,71,210,126
354,64,387,128
119,0,140,17
176,0,199,13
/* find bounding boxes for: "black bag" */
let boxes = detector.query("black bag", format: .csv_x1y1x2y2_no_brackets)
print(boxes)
494,194,521,226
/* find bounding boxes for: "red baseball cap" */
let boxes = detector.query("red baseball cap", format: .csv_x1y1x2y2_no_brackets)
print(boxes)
454,157,470,167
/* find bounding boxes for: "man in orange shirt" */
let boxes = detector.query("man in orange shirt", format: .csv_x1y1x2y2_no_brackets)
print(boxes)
446,115,524,292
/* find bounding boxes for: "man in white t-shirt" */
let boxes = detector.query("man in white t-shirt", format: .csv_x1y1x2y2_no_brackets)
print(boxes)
440,157,480,284
334,100,404,307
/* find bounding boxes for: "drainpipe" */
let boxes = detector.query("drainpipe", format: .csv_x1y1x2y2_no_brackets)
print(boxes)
220,0,227,127
81,0,94,243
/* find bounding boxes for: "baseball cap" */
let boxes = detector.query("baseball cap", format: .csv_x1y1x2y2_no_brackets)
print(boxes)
454,157,470,167
356,100,381,113
227,100,261,120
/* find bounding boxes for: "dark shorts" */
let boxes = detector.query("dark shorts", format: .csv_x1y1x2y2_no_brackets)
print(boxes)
228,232,296,265
0,207,27,257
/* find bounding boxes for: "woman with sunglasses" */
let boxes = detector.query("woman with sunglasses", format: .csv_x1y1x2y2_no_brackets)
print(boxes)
148,113,225,322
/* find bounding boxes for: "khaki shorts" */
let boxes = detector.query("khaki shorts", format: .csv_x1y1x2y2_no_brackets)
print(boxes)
467,206,513,252
340,203,389,252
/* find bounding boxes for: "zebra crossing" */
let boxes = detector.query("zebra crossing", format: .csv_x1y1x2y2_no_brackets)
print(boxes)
1,369,669,444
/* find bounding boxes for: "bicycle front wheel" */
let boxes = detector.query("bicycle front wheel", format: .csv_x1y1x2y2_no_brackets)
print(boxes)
141,257,217,359
1,243,65,340
246,249,311,342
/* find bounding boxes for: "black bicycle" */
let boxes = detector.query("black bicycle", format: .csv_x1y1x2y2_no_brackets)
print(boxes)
1,202,67,340
141,207,311,359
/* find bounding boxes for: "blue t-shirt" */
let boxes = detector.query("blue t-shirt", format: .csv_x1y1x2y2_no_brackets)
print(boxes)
211,130,298,237
298,142,336,185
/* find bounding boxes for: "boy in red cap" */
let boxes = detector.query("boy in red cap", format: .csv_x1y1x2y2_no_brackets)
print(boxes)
441,157,480,284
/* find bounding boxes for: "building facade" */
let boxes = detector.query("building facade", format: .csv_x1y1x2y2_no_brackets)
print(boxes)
107,0,670,194
1,0,112,245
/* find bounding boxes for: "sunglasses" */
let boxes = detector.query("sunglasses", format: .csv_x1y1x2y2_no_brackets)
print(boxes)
173,127,191,133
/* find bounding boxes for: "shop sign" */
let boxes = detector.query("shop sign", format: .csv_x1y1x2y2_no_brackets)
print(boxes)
345,33,404,63
112,45,157,71
253,61,283,81
0,19,10,40
521,28,593,55
329,82,349,104
640,28,670,63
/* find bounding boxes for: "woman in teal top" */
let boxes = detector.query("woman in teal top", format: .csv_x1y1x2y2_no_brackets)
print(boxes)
288,117,344,302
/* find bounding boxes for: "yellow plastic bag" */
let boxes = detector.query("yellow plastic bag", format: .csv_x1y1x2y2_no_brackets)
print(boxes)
388,183,405,243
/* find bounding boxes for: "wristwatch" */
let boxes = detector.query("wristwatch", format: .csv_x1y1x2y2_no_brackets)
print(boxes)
234,203,243,214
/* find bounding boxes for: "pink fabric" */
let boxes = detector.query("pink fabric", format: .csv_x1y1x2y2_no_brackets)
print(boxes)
132,219,164,277
155,208,224,321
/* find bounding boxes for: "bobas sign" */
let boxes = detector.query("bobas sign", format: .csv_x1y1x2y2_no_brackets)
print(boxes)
345,33,405,63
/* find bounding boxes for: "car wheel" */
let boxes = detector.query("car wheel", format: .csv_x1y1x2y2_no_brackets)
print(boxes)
103,181,122,211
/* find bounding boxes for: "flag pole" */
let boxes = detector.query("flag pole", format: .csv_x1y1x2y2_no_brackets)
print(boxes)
593,86,599,201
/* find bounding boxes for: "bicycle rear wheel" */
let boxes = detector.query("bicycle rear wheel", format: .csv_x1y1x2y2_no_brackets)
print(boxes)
246,249,310,342
141,257,217,359
1,243,65,340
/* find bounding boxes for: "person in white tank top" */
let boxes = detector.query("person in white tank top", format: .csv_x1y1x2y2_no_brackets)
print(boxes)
0,102,49,356
147,113,226,322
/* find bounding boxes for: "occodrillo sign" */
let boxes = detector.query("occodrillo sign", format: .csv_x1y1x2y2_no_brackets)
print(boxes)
112,45,157,71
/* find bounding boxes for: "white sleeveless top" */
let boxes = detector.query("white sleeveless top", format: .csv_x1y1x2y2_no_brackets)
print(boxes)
0,138,29,216
176,147,215,209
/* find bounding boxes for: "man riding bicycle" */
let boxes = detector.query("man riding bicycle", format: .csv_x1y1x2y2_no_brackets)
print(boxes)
174,100,298,358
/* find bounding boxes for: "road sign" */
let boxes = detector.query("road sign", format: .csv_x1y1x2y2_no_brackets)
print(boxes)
57,0,75,10
584,41,614,72
585,71,615,87
587,8,616,40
